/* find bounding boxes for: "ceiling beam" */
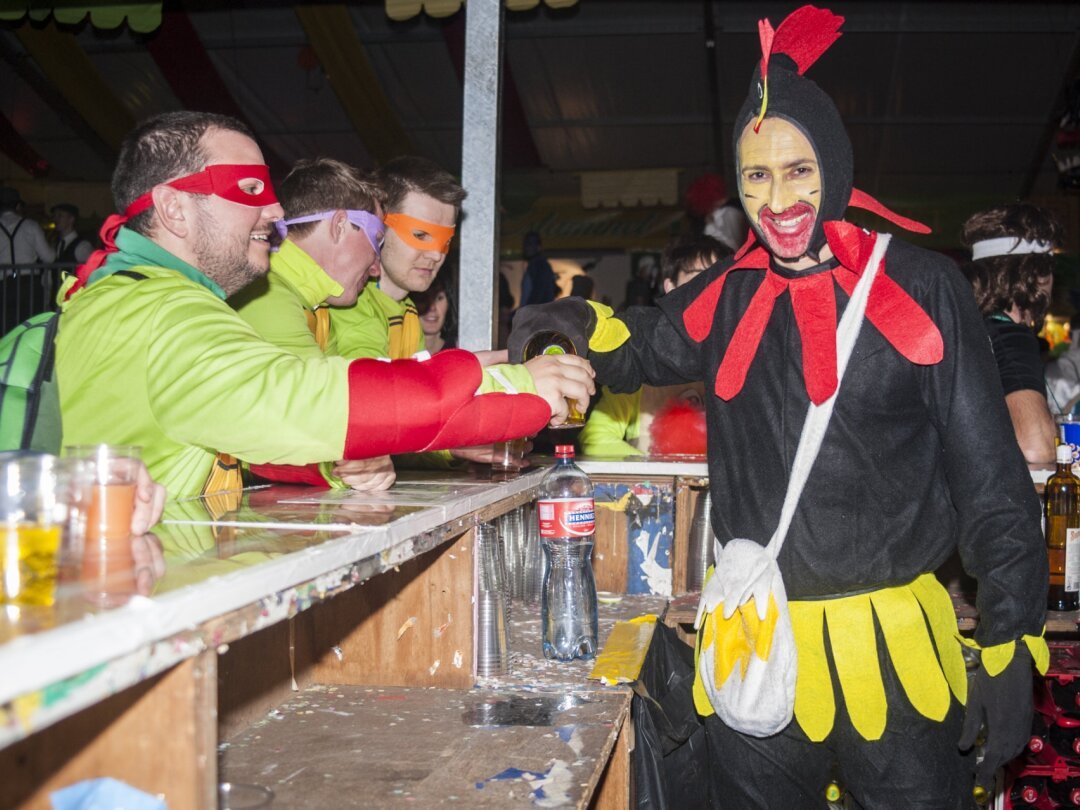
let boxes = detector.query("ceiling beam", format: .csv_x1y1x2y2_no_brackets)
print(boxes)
0,33,116,170
14,20,135,152
145,10,289,177
293,4,414,165
442,9,541,169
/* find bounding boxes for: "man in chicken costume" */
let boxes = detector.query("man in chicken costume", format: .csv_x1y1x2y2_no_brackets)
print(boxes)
511,6,1047,807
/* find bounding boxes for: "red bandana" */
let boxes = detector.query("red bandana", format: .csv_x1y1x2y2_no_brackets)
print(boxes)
684,216,943,405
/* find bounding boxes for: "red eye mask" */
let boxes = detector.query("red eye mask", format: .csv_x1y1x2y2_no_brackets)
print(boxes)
68,164,279,297
125,164,278,218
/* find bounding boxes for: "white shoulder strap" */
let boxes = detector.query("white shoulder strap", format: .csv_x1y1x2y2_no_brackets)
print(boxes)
765,232,892,559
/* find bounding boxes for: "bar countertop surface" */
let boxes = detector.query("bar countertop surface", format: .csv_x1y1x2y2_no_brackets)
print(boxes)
0,468,549,747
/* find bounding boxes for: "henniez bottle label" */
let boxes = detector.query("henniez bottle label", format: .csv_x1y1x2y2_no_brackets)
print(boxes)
538,497,595,538
1067,528,1080,593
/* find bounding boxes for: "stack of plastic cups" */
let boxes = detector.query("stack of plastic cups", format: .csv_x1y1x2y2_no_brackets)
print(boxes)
686,489,715,593
497,507,526,601
475,520,509,677
520,502,545,606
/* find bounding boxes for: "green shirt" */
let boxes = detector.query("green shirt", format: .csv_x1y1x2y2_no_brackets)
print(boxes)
579,381,706,458
579,387,644,458
57,228,353,498
232,239,342,361
330,279,424,360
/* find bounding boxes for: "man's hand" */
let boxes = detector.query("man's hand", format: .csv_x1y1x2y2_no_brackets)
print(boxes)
332,456,396,491
131,461,166,535
525,354,596,427
959,643,1034,795
473,349,509,367
451,440,533,466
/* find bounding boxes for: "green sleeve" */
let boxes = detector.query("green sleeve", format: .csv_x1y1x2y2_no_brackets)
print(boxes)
232,274,326,361
146,287,351,464
329,287,390,359
477,363,539,395
579,386,643,457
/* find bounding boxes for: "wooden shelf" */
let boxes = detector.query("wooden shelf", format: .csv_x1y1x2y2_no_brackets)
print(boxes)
220,594,666,808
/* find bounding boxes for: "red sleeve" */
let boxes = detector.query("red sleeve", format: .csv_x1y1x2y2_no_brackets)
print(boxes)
342,349,550,459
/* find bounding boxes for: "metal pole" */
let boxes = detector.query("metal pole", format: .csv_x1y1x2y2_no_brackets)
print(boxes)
458,0,504,351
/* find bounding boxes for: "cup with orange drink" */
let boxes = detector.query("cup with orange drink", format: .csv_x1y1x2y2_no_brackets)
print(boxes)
63,445,142,607
0,452,93,609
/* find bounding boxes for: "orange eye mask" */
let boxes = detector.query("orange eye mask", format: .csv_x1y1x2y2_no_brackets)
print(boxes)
384,213,455,254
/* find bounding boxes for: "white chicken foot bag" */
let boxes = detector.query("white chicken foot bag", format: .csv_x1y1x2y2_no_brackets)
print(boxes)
694,537,796,737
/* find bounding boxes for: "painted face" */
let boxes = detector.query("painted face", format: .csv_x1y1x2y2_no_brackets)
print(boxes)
419,290,449,338
189,129,284,296
378,190,457,300
737,117,822,262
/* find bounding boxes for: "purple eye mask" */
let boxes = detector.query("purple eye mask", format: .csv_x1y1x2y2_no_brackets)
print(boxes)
273,209,385,257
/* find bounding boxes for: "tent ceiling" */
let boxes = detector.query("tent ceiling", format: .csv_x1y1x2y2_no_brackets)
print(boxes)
0,0,1077,247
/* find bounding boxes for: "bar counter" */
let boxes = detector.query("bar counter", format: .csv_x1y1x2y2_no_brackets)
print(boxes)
0,456,1068,808
1,464,673,809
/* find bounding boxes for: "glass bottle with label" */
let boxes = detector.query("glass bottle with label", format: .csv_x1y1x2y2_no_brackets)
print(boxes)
1046,442,1080,612
537,444,598,660
522,331,586,428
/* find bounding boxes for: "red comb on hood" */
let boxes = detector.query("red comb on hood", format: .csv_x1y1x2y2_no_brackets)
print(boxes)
759,5,844,80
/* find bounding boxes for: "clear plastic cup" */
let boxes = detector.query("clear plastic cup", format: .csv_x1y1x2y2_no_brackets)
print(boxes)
0,453,92,607
63,445,141,606
491,436,528,481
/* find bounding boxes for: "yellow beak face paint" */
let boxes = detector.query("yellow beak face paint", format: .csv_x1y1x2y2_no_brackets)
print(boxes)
384,213,455,255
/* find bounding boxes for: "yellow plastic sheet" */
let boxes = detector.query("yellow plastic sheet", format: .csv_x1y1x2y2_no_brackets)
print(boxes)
588,615,656,684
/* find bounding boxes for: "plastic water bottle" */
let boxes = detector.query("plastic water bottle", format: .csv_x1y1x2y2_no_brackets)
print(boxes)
537,444,598,661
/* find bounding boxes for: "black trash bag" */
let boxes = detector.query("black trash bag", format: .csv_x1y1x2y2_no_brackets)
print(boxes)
632,621,710,809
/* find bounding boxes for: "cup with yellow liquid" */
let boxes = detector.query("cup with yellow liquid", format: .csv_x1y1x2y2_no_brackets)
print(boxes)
0,453,93,608
62,445,141,607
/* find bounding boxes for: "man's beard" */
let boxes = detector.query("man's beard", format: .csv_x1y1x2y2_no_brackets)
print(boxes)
191,202,267,297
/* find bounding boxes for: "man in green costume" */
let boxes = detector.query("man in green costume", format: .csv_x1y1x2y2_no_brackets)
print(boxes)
56,111,594,499
329,155,460,362
232,157,396,490
327,155,519,469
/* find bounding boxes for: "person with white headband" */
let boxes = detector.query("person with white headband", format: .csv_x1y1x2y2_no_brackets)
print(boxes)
961,202,1062,463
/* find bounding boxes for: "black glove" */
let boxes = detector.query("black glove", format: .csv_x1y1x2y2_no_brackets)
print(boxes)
958,642,1034,793
507,297,596,363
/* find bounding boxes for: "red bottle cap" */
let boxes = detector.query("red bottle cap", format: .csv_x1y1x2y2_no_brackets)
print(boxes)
555,445,575,458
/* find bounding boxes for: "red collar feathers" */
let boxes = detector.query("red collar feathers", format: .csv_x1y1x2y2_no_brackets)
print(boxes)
684,223,943,405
